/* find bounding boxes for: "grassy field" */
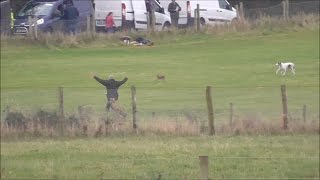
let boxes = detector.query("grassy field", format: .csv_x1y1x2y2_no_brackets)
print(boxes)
1,135,319,179
1,28,319,122
0,23,319,179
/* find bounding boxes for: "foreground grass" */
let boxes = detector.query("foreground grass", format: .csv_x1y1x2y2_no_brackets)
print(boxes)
1,135,319,179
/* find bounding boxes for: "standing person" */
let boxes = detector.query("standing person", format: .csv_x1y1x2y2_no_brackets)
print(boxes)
168,0,181,28
93,74,128,116
105,12,116,33
63,1,79,34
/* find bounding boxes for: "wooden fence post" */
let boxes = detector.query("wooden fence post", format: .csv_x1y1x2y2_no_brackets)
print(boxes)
194,9,197,30
282,0,287,20
229,103,233,126
281,85,288,129
131,85,137,132
206,86,215,135
199,156,209,180
146,12,150,33
34,17,38,39
86,16,91,34
303,104,306,122
90,4,96,37
286,0,289,19
196,4,200,31
151,9,155,32
235,5,240,19
239,2,244,20
58,87,64,136
28,16,32,37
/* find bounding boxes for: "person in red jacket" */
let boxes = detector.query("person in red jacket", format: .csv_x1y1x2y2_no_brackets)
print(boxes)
105,12,116,33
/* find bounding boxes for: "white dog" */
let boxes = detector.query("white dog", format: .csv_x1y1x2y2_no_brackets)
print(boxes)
276,62,295,75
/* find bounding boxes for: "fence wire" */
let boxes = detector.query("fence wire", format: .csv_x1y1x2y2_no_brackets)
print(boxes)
1,85,319,123
245,1,319,19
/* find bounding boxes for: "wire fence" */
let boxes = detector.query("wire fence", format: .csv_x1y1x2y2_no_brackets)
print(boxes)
1,85,319,127
1,86,319,178
245,1,320,19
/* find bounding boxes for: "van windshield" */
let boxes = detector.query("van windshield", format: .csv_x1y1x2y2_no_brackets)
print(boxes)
17,2,54,17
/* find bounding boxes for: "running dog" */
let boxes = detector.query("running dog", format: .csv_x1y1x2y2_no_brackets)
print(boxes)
276,62,296,75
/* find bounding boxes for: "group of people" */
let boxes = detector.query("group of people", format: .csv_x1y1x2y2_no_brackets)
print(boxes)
104,0,181,33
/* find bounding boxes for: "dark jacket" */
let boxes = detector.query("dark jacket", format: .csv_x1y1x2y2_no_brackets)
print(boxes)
63,5,79,20
94,76,128,100
168,2,181,19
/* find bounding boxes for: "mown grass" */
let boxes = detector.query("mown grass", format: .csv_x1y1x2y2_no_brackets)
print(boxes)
1,135,319,179
0,15,319,179
1,25,319,122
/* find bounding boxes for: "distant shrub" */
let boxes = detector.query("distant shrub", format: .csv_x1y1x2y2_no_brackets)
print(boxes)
1,109,319,138
5,112,27,131
34,109,59,129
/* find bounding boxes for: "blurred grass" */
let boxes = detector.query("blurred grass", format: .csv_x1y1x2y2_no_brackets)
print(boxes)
1,135,319,179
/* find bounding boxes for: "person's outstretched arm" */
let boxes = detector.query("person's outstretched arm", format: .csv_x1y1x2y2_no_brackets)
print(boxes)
177,3,181,11
116,77,128,87
93,76,108,86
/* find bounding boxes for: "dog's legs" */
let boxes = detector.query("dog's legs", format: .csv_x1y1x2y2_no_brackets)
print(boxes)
282,69,287,76
291,67,296,75
276,67,280,74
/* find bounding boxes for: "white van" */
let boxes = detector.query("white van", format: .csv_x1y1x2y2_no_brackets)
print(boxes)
160,0,237,27
95,0,171,31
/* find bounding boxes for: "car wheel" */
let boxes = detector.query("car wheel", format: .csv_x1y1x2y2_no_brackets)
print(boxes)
231,18,239,23
200,18,206,26
46,27,53,33
162,22,170,31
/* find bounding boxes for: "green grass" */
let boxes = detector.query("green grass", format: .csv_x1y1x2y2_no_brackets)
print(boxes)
1,135,319,179
0,24,319,179
1,28,319,121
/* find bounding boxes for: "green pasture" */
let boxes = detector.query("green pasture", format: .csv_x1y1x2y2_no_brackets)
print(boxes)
0,26,319,179
1,135,319,179
1,28,319,121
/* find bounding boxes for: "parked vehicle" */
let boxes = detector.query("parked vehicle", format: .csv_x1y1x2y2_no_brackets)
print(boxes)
13,0,93,35
95,0,171,31
160,0,237,27
0,0,12,33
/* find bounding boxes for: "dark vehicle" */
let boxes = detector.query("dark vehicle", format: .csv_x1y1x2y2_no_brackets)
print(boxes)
13,0,93,34
0,0,12,33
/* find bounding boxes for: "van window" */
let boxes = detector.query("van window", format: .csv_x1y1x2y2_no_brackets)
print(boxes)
73,0,92,16
218,0,231,10
150,0,161,13
17,2,54,17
